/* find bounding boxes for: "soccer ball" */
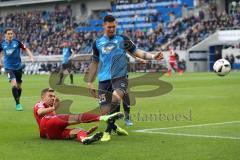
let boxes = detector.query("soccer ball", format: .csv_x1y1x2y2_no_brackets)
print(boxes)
213,59,231,76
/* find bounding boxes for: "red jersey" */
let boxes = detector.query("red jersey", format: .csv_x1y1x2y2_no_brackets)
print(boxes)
34,101,55,127
169,50,176,63
34,101,71,139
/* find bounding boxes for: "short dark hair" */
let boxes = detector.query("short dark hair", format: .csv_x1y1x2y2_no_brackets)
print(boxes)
104,15,115,23
41,88,54,96
4,28,13,34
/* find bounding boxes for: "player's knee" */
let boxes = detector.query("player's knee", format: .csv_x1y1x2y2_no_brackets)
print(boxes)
17,84,22,89
10,80,17,87
112,89,124,102
11,83,18,88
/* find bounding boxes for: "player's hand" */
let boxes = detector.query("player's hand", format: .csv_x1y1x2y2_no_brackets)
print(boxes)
153,51,164,60
0,63,2,70
53,97,60,110
30,56,35,63
87,82,97,98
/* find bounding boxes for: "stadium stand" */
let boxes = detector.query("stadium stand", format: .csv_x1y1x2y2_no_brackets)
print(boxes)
0,0,240,73
0,0,196,55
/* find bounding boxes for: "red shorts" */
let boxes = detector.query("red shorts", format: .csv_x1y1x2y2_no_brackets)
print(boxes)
170,62,177,69
40,115,73,139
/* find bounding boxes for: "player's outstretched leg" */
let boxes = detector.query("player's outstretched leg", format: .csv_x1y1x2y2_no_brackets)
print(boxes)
100,112,124,122
67,112,124,124
75,130,103,145
81,132,103,145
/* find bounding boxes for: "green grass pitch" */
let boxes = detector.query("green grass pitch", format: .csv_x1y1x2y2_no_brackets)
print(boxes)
0,72,240,160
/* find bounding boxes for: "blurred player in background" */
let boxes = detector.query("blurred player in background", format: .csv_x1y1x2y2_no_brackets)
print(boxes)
0,28,34,111
57,41,75,85
34,88,124,145
87,15,163,141
167,47,183,76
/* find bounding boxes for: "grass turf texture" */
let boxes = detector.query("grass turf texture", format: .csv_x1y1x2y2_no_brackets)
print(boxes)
0,72,240,160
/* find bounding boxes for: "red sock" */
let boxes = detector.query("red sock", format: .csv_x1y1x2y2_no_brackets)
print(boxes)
77,113,100,123
76,130,88,143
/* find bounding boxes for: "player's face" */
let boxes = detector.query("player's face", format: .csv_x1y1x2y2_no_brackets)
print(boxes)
43,91,56,106
5,30,14,41
104,21,117,38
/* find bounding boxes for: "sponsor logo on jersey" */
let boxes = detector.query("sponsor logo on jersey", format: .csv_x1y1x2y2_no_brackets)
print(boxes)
5,49,15,55
102,43,117,54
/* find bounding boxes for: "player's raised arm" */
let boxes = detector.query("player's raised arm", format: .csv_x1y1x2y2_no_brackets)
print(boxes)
134,49,164,60
37,94,59,116
122,35,163,61
37,106,55,116
17,40,35,63
25,48,35,63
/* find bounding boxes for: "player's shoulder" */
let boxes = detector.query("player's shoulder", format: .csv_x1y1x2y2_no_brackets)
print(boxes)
1,38,6,44
12,38,22,45
93,35,105,48
12,38,20,42
0,39,9,47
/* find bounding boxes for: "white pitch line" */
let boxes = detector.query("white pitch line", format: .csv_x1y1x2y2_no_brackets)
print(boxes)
134,121,240,140
135,121,240,132
144,131,240,140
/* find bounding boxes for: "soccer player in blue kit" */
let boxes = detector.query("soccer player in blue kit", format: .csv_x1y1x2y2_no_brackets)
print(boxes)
87,15,163,141
0,28,34,111
57,41,75,85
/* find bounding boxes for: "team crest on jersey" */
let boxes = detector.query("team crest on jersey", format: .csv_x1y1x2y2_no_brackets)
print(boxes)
102,42,117,54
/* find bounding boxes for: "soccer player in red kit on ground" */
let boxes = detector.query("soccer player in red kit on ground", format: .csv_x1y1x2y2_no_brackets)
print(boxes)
167,47,183,76
34,88,123,145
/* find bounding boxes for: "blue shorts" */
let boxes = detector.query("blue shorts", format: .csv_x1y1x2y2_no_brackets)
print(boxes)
98,76,128,107
5,69,23,83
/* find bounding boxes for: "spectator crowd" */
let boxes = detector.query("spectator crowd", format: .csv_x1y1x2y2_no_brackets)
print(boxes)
0,2,239,56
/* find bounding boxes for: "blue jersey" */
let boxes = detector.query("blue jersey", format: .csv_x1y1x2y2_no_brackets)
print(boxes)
92,35,137,82
62,47,73,64
0,38,26,70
